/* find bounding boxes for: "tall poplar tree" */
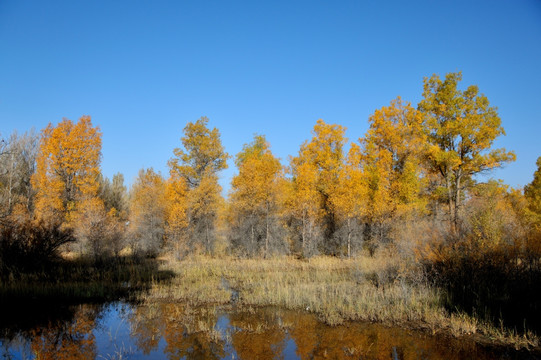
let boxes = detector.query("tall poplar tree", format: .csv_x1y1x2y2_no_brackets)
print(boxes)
32,116,102,224
168,117,228,254
229,135,286,257
129,168,167,256
418,72,515,233
358,97,427,249
289,119,347,255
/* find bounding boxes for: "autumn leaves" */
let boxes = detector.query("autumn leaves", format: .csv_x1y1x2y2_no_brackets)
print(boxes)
28,72,516,259
32,116,102,224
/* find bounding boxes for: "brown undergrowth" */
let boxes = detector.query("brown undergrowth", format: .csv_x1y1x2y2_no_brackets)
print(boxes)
139,253,539,351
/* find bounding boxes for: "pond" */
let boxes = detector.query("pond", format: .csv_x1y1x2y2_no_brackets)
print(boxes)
0,301,538,359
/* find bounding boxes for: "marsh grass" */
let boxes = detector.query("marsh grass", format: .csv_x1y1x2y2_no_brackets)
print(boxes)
140,254,539,350
0,255,174,303
2,250,538,351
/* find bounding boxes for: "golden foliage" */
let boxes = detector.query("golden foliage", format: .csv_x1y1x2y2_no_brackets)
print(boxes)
165,174,189,249
229,135,285,256
32,116,102,224
418,72,515,229
357,97,427,224
288,119,347,254
298,119,346,200
168,116,228,188
167,117,228,254
525,156,541,227
129,168,167,254
230,135,283,213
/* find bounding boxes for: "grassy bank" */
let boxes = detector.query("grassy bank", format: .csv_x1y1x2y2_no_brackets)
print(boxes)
140,254,539,351
1,251,538,351
0,256,174,303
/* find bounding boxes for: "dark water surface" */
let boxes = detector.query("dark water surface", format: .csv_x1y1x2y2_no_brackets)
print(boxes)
0,301,538,359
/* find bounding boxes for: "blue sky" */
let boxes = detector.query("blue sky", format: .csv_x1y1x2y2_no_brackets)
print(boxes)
1,0,540,192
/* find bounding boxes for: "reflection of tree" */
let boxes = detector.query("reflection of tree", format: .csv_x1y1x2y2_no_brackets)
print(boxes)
162,304,224,360
230,310,286,360
282,311,318,359
6,302,507,359
29,304,97,360
164,329,224,360
130,303,164,354
129,302,225,359
284,310,485,360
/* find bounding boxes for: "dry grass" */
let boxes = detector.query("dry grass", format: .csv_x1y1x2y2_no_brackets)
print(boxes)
0,256,167,302
139,253,539,350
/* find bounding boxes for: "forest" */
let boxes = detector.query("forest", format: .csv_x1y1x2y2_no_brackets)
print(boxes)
1,71,541,350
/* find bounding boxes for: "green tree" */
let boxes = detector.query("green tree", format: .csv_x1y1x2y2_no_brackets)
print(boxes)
98,172,128,219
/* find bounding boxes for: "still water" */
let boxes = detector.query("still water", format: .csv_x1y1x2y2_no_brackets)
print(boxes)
0,301,538,359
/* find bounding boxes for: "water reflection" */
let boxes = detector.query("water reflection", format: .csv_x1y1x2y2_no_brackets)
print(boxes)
131,303,225,359
0,303,99,360
0,301,538,359
31,305,97,360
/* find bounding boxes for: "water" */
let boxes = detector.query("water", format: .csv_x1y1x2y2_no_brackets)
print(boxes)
0,301,538,359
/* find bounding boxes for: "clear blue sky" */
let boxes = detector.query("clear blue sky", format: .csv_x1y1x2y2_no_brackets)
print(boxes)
1,0,540,192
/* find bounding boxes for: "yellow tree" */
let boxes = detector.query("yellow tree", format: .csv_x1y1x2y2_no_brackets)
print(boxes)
289,119,347,255
32,116,102,224
330,142,365,258
418,72,515,233
522,157,541,261
229,135,286,257
168,117,228,254
165,173,189,257
524,156,541,225
187,173,223,254
128,168,167,256
351,98,427,253
286,159,321,257
168,116,228,188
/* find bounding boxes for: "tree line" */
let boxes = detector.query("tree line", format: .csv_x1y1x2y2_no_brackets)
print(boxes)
1,71,540,265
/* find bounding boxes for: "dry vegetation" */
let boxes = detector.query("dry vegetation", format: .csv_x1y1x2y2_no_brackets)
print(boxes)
140,254,539,351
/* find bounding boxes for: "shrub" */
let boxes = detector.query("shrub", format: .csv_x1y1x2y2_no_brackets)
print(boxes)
0,218,74,277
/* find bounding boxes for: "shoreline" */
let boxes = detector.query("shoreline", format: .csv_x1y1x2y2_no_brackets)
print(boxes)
139,255,541,353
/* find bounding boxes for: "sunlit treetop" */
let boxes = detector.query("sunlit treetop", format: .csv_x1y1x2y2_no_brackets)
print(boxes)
32,116,102,222
168,116,229,188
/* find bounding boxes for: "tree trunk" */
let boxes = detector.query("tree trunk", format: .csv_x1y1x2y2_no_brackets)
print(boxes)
446,173,456,235
454,169,462,234
347,217,351,259
251,223,255,257
8,153,14,211
302,210,306,256
265,204,269,259
206,222,210,255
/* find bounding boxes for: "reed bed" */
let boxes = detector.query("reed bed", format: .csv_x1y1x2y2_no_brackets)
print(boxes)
140,254,539,350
